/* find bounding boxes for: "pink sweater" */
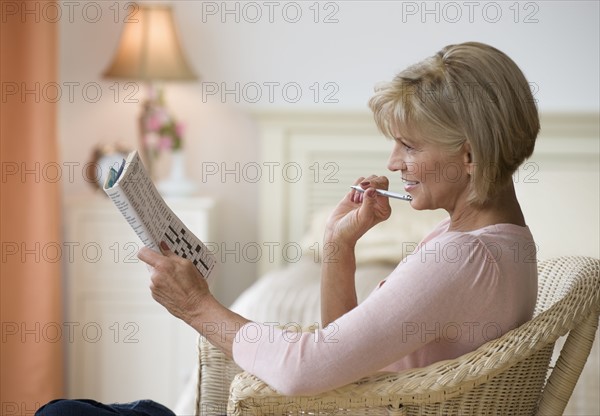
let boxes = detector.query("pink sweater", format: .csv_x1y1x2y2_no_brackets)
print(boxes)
232,219,538,395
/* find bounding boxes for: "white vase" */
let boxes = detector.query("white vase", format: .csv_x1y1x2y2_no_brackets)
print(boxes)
157,150,197,197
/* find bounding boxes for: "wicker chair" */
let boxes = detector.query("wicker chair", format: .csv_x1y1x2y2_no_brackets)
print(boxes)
195,256,599,415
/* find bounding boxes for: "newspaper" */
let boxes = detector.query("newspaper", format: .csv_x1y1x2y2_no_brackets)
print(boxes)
103,151,215,279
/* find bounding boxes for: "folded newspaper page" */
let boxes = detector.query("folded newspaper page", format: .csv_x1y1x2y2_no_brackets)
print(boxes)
103,151,215,279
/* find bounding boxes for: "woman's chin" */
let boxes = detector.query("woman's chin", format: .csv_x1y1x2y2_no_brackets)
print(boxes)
407,197,433,211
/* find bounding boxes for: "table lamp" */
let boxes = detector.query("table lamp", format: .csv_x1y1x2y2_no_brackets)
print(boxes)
103,4,198,178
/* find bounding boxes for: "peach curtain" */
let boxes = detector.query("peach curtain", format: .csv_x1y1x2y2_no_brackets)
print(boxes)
1,0,64,412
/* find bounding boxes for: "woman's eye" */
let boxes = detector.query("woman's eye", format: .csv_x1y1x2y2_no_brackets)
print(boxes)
394,137,415,152
400,141,414,151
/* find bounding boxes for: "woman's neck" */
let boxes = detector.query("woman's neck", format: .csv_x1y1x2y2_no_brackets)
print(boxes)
448,183,526,232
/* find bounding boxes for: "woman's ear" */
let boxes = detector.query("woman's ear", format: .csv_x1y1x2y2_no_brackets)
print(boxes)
463,141,474,175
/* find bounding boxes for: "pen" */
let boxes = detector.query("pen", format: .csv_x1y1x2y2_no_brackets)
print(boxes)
350,185,413,201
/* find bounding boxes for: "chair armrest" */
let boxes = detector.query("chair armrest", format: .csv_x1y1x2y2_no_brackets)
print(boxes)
196,336,243,416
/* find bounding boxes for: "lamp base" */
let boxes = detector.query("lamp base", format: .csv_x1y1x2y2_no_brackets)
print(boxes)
157,150,197,197
157,179,197,197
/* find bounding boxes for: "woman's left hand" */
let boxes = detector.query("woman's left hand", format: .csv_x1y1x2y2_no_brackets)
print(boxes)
137,241,209,325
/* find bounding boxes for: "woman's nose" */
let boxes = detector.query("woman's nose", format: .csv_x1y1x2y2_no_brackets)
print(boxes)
387,143,405,172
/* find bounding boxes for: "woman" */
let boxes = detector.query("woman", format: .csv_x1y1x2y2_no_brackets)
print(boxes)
37,41,539,414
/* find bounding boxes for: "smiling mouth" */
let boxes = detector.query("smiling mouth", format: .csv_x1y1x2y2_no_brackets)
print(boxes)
402,179,419,186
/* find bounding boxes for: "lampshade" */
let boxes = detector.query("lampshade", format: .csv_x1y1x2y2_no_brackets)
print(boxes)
103,5,197,81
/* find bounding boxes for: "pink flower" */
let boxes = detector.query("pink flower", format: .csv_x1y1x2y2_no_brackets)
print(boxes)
145,114,162,132
156,108,170,125
175,121,186,138
158,135,172,151
142,102,185,154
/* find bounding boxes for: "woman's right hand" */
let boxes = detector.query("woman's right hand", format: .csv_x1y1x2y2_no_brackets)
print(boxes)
325,175,392,246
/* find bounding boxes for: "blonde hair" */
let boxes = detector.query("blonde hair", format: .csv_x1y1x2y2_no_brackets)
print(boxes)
369,42,539,205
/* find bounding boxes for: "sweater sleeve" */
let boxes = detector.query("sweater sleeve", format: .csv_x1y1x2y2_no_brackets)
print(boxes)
232,226,536,396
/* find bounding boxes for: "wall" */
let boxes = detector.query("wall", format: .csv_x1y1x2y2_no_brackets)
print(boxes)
58,1,599,306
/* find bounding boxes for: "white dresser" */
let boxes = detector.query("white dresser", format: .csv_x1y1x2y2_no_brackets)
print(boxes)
63,195,215,409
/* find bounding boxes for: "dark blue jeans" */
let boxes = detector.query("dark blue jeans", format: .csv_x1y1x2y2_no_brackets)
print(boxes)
35,399,176,416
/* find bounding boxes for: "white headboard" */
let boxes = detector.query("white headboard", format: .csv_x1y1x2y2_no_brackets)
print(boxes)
253,112,600,275
254,112,391,274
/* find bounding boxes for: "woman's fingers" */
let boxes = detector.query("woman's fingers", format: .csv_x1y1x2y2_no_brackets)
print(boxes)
137,246,163,268
350,175,390,204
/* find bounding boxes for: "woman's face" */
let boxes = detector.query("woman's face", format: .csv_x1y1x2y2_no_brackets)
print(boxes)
387,133,471,213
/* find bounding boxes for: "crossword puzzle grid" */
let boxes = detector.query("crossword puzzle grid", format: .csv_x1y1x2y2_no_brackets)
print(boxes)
164,225,213,274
